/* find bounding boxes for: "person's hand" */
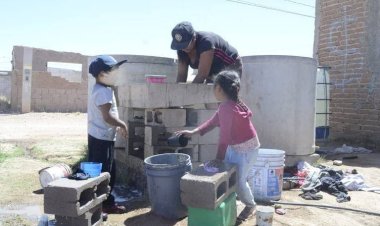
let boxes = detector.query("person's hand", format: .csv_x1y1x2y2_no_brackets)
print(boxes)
117,125,128,139
174,130,195,138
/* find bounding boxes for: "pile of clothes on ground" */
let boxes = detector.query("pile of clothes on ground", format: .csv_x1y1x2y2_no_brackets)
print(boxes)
284,161,380,203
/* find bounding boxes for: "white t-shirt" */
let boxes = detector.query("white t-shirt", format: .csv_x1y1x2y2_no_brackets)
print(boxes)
88,84,119,141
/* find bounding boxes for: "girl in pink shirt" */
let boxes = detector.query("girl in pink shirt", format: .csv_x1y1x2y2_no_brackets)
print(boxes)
176,70,260,219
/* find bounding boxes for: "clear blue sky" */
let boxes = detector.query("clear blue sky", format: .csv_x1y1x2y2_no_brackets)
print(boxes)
0,0,316,71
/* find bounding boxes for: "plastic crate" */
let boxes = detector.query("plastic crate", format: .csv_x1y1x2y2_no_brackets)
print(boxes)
188,192,237,226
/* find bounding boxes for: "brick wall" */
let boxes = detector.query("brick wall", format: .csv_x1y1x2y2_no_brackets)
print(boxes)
11,46,88,112
315,0,380,149
31,72,87,112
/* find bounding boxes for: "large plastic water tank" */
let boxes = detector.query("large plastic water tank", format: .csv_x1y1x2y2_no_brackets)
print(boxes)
240,56,317,155
315,66,331,139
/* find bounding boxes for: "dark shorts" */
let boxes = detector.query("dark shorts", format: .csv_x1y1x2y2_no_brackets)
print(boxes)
88,134,116,206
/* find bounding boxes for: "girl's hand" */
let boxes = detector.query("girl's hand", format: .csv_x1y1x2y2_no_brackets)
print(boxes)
174,130,195,138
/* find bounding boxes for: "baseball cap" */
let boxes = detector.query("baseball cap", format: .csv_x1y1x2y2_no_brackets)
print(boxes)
170,21,195,50
89,55,127,77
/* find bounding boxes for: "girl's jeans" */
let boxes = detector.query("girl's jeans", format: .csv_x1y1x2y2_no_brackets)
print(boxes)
224,146,258,207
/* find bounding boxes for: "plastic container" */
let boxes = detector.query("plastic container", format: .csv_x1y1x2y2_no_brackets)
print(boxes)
167,134,189,147
145,74,167,83
188,192,236,226
144,153,192,219
80,162,102,177
248,149,285,202
39,163,72,188
256,206,274,226
316,126,329,139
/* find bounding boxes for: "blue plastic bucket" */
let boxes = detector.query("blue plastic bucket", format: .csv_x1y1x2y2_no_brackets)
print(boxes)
80,162,102,177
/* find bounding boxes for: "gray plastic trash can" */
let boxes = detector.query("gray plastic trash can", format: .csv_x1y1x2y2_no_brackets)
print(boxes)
144,153,192,219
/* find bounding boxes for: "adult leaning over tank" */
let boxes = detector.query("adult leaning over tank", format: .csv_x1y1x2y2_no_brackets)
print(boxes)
170,21,242,83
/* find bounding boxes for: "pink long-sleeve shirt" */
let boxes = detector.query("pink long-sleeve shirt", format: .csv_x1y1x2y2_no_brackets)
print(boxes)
197,100,258,160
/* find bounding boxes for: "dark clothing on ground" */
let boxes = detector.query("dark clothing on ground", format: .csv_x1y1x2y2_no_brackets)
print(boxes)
88,134,116,207
177,31,241,81
300,168,351,203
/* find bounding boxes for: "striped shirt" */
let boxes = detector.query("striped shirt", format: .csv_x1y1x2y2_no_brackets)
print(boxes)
177,31,239,78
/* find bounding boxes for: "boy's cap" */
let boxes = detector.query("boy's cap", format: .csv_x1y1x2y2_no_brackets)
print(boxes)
89,55,127,77
171,21,195,50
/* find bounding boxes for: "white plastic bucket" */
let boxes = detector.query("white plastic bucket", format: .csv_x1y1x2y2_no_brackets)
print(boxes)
256,206,274,226
248,149,285,202
39,163,72,188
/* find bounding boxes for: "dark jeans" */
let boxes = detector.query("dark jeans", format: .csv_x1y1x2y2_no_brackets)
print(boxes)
88,134,116,207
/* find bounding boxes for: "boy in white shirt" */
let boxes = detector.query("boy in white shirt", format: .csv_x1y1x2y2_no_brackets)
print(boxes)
88,55,128,214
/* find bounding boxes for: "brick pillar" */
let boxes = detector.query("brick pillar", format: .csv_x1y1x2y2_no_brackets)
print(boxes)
315,0,380,149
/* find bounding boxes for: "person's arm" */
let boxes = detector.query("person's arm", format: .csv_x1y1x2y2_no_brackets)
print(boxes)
192,49,214,83
177,54,189,83
175,110,219,138
99,103,128,138
197,110,219,136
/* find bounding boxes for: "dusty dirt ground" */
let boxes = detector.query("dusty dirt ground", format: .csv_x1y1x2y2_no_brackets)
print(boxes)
0,113,379,226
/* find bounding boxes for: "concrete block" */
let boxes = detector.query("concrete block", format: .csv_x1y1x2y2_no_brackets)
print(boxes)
145,108,186,127
123,108,145,123
198,128,219,145
165,127,199,145
127,141,144,160
180,163,237,209
44,173,110,217
128,121,145,142
186,109,216,126
145,126,199,146
198,145,218,162
121,83,217,108
144,126,167,146
55,203,102,226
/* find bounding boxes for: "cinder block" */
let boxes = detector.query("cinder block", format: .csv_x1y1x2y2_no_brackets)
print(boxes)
186,109,216,126
145,108,186,127
125,108,145,123
144,126,167,146
198,145,218,162
180,163,237,209
121,83,217,108
55,203,102,226
128,121,145,142
127,141,144,160
144,126,199,146
165,127,199,145
44,173,110,217
198,128,219,145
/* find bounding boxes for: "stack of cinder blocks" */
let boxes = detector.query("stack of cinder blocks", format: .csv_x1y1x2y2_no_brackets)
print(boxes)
44,173,110,226
181,163,238,225
180,163,237,209
116,83,220,164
